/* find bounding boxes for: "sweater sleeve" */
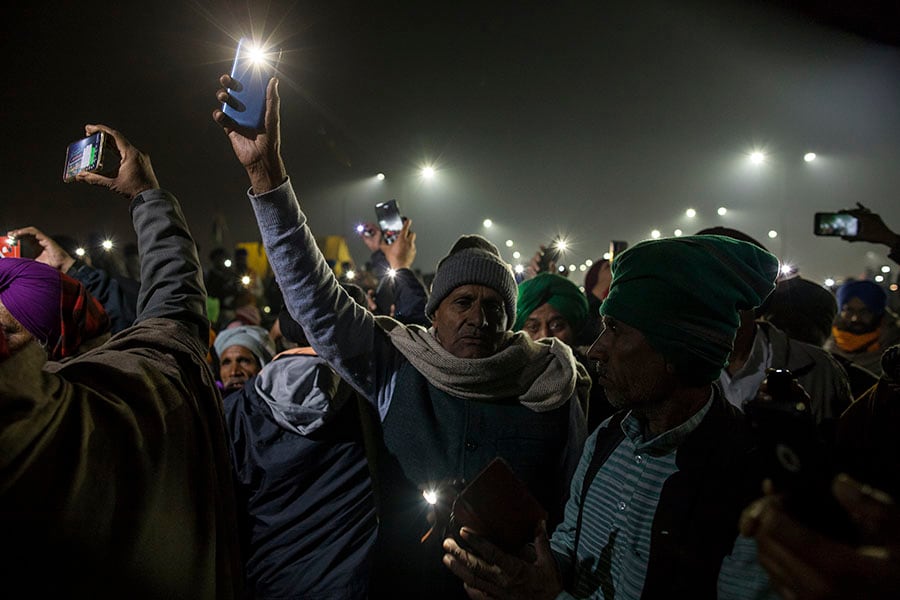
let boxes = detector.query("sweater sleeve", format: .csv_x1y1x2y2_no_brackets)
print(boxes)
248,179,402,419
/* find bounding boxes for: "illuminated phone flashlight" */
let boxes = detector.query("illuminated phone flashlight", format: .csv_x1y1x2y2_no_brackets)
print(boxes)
246,43,270,66
423,489,438,505
224,259,232,268
75,247,86,257
356,224,366,234
387,268,397,279
241,275,252,286
554,238,568,252
102,239,114,251
345,269,356,280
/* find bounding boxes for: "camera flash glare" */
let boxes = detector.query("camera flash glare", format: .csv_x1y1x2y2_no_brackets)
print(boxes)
423,490,438,505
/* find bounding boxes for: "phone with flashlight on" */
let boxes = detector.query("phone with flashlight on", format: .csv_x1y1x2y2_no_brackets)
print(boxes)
222,37,282,131
375,199,404,245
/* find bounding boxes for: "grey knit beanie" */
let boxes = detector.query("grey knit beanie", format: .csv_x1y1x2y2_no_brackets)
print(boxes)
425,235,517,327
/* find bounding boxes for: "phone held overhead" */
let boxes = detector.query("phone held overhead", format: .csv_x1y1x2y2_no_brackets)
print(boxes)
375,199,404,245
814,212,859,237
222,38,282,131
63,132,120,183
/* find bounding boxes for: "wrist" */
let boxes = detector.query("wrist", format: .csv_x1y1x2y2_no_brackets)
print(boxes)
60,255,77,273
246,158,287,195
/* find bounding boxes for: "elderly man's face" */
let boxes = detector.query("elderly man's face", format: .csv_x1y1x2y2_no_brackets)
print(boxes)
0,299,36,356
588,315,674,412
432,284,508,358
219,345,261,393
522,303,575,346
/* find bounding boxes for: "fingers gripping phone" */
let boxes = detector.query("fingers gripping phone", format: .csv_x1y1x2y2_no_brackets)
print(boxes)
223,38,282,131
375,199,404,245
63,132,121,183
538,239,563,272
814,212,859,237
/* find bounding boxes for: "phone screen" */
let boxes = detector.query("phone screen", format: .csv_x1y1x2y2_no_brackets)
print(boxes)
814,213,859,237
223,38,282,131
0,236,20,258
375,200,403,244
63,132,103,182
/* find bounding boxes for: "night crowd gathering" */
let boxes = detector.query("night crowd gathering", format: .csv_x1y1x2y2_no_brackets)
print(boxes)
4,31,900,600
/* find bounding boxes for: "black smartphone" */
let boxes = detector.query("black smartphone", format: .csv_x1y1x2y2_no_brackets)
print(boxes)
814,212,859,237
62,132,120,183
375,199,404,245
745,368,856,542
538,239,563,272
222,38,282,131
609,240,628,262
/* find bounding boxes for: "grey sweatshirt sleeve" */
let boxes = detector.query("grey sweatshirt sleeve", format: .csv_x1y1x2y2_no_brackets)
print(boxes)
248,179,400,418
130,189,208,343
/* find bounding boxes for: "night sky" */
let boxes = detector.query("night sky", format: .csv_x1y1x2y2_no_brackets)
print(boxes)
4,0,900,285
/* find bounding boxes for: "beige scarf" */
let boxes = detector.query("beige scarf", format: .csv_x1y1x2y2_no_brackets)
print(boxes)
376,316,590,413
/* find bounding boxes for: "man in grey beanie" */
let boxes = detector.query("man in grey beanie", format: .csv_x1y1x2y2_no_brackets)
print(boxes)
213,75,588,599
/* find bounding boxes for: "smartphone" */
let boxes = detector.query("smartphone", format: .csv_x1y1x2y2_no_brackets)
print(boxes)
222,38,282,131
538,239,563,272
745,368,856,542
609,240,628,262
62,131,120,183
375,199,404,245
0,235,20,259
814,212,859,237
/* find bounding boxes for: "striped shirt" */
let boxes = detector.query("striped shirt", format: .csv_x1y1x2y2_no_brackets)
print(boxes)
550,396,774,599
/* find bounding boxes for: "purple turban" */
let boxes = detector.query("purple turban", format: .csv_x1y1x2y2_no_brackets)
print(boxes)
0,257,109,359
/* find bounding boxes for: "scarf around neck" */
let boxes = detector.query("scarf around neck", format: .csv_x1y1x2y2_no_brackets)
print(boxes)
832,326,881,354
376,316,590,413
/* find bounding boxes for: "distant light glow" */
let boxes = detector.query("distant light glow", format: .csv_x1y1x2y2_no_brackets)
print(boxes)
505,239,514,247
558,265,567,273
780,264,794,276
555,239,569,252
674,229,683,237
512,251,521,259
579,264,587,272
568,264,576,272
685,208,696,218
825,278,835,287
345,270,356,280
750,151,766,165
75,247,86,257
423,489,438,505
882,265,891,273
482,219,493,228
585,259,593,266
717,207,727,216
891,284,899,292
356,224,365,233
241,275,251,286
263,306,271,314
387,268,397,278
514,264,525,274
376,173,386,181
602,252,611,260
102,240,114,251
768,230,778,239
650,230,661,239
804,152,817,163
224,259,232,268
421,166,436,179
875,275,885,283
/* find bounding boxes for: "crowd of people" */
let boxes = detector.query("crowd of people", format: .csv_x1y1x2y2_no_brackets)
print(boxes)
1,74,899,599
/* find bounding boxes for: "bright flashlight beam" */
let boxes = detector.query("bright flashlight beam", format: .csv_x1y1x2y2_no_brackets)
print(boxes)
423,490,438,505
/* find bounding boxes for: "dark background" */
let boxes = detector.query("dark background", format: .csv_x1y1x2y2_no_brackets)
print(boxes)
3,0,899,284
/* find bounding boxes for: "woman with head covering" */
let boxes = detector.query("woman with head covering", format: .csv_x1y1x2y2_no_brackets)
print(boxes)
213,324,276,394
0,257,110,360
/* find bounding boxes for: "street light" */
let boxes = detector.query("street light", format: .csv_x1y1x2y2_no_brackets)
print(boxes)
717,207,727,216
376,173,386,181
750,151,766,165
803,152,817,163
685,208,696,218
768,230,778,239
650,229,661,239
482,218,493,228
421,166,436,180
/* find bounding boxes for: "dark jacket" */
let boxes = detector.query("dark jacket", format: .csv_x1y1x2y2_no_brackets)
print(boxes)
223,350,378,599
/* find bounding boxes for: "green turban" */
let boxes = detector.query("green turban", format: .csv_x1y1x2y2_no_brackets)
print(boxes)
515,273,589,333
600,235,779,383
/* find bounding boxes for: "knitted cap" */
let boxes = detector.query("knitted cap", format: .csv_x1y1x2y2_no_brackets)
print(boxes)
425,235,517,326
601,235,779,383
515,273,589,332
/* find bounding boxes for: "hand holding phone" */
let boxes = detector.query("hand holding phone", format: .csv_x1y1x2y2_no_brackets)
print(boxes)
537,240,563,273
222,38,282,132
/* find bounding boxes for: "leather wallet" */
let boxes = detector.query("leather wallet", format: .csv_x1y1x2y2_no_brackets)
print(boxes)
449,457,548,553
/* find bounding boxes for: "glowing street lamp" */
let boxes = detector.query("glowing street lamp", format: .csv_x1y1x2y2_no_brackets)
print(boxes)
685,208,696,218
102,240,114,251
650,229,661,239
75,247,86,257
803,152,817,163
505,240,514,247
376,173,386,181
768,230,778,239
717,207,727,216
421,166,436,180
674,229,683,237
750,151,766,165
482,219,493,228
